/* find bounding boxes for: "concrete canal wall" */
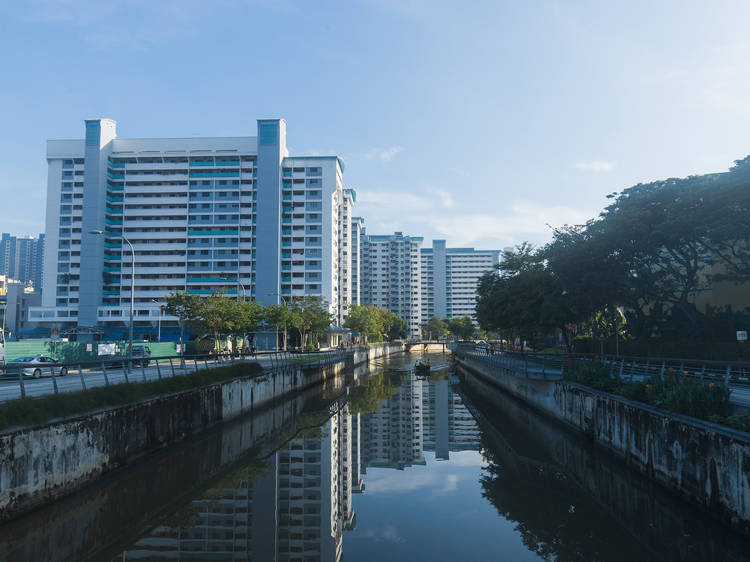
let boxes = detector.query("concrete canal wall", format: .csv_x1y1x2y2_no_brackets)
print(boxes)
457,356,750,536
0,343,404,523
459,375,750,558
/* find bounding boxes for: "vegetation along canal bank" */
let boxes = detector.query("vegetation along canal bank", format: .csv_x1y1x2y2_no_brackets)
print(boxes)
456,353,750,537
0,343,404,523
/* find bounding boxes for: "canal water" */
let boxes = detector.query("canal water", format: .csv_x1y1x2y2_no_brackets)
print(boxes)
1,352,749,561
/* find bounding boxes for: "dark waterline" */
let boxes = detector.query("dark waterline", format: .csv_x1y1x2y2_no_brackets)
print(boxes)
1,353,749,561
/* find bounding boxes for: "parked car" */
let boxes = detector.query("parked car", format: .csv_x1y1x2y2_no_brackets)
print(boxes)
7,354,67,378
129,345,151,366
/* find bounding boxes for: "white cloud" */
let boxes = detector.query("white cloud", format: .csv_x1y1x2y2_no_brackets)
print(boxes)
364,470,439,494
356,186,592,248
426,202,590,247
436,190,454,209
363,146,402,162
433,474,459,495
360,524,407,543
575,160,615,172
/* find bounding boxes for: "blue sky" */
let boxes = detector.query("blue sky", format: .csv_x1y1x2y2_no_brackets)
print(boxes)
3,0,750,249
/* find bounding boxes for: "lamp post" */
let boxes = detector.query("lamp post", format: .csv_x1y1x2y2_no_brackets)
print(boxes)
220,271,247,303
268,292,290,351
1,301,7,349
90,230,135,364
151,299,163,342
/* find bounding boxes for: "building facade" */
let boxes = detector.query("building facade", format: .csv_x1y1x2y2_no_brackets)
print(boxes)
31,118,352,337
420,240,500,325
359,232,423,339
0,276,41,341
350,217,364,307
0,233,44,292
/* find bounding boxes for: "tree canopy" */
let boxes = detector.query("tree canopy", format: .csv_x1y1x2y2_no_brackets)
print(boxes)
343,304,407,342
476,158,750,348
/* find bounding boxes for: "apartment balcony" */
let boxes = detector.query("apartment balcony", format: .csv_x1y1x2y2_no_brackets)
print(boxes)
126,207,187,217
189,171,240,178
124,231,187,240
125,195,188,205
187,229,239,236
125,219,187,229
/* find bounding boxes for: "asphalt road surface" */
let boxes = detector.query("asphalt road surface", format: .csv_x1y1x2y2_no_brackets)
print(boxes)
0,357,270,403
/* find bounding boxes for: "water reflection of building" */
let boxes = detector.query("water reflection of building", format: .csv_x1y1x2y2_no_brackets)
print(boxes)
421,378,481,460
120,455,279,559
118,375,479,560
120,404,356,561
357,373,481,473
360,373,425,472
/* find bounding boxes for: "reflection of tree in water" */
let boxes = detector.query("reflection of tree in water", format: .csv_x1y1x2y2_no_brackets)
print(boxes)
348,372,405,414
478,435,644,562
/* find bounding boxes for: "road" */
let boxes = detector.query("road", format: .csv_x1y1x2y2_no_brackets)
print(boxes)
0,356,270,403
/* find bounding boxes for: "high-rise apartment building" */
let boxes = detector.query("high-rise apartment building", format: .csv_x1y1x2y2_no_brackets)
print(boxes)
337,189,356,324
359,232,422,339
420,240,500,324
350,217,364,307
31,118,352,336
0,233,44,291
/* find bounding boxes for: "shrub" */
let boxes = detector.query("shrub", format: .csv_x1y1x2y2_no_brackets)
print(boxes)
564,363,732,423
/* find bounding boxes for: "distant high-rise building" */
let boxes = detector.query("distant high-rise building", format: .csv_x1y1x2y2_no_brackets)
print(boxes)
350,217,365,307
0,233,44,291
420,240,500,325
337,189,357,324
30,118,352,337
359,231,423,339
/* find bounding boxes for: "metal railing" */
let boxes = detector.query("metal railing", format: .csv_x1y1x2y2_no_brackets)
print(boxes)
453,343,750,386
454,346,567,379
0,347,370,404
571,353,750,385
0,352,242,403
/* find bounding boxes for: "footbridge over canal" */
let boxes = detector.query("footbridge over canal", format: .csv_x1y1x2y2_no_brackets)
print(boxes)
405,340,450,353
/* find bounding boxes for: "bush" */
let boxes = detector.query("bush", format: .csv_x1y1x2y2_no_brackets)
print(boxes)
564,363,732,422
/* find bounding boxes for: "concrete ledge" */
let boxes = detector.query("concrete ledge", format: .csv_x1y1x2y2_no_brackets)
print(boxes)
457,356,750,537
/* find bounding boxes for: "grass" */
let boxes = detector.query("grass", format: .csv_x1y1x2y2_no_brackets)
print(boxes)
564,361,733,422
0,362,263,433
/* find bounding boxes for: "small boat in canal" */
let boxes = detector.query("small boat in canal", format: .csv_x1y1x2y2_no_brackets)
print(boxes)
415,359,431,374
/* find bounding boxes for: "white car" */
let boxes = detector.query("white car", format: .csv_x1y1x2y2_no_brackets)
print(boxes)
7,355,68,378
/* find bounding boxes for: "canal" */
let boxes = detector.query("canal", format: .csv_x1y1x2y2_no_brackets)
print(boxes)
1,352,749,561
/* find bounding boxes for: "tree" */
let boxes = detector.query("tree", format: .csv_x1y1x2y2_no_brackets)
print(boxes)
264,303,292,350
344,304,382,343
164,291,203,360
289,296,332,349
422,317,448,340
447,315,475,340
380,309,407,340
236,300,264,350
191,292,238,351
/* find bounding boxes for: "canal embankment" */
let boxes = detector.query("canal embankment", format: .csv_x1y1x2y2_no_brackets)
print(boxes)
458,374,750,560
0,343,404,523
456,354,750,537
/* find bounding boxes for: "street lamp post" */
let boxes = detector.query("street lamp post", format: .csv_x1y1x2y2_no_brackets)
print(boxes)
220,271,247,303
152,299,163,342
90,230,135,365
268,292,289,351
1,301,7,350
